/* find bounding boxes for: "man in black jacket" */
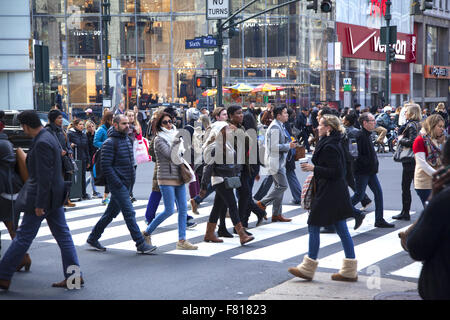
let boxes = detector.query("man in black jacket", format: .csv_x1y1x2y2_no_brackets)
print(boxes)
87,115,156,254
351,112,394,228
0,110,82,290
46,109,76,207
295,107,312,153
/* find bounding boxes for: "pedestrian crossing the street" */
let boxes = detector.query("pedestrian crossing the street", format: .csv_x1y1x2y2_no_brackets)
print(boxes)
0,199,420,281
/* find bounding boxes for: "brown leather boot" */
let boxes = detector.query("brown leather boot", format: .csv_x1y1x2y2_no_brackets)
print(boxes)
4,221,16,239
204,222,223,243
65,200,76,207
0,279,11,290
16,253,32,272
234,222,254,245
52,277,84,289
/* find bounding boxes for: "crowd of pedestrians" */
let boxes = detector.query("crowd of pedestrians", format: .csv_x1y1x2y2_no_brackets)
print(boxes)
0,99,448,299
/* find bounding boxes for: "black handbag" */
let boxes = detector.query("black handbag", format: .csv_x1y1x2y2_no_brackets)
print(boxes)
393,145,414,163
62,155,78,174
223,176,241,189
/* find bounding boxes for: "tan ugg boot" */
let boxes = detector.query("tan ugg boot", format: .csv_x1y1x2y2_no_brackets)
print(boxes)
331,258,358,282
288,255,319,281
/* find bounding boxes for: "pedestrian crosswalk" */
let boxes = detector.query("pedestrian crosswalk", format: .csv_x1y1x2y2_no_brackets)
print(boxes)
0,199,420,281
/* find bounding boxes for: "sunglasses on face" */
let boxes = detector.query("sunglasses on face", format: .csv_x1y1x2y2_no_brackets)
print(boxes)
162,120,173,125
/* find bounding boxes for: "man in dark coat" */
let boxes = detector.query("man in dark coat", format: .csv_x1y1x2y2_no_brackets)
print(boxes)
46,109,76,207
86,115,156,254
0,110,82,291
295,107,312,153
351,112,394,228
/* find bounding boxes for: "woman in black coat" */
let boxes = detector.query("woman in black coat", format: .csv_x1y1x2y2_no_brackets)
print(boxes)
288,114,357,282
68,119,90,200
393,103,422,221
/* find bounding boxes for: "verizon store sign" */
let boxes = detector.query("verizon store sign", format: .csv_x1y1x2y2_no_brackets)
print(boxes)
337,22,416,63
207,0,230,20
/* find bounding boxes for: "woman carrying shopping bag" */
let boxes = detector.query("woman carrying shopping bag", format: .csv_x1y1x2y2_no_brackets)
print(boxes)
141,112,198,250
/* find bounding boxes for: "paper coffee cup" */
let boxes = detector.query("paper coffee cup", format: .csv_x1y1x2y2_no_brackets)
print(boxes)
299,158,308,164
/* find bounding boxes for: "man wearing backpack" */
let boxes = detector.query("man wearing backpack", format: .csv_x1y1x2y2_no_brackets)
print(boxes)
374,105,395,147
343,112,372,211
86,115,156,254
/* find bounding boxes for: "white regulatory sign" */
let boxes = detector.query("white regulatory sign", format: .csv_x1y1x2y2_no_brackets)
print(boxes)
207,0,230,20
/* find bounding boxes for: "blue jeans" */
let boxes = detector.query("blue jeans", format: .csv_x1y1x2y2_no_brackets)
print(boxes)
193,184,215,204
86,171,98,194
145,191,162,224
0,207,80,281
352,174,384,223
145,190,193,225
145,184,188,241
415,189,431,208
89,184,144,248
254,175,273,201
308,220,355,260
286,168,302,200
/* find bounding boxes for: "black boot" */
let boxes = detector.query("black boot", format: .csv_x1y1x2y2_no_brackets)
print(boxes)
218,225,234,238
233,227,253,236
392,211,410,221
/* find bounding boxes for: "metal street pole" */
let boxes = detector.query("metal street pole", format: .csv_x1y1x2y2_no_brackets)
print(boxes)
102,0,110,100
384,0,392,106
217,19,223,107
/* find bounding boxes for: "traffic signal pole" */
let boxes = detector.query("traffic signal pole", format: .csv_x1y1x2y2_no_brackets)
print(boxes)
217,19,223,107
384,0,392,106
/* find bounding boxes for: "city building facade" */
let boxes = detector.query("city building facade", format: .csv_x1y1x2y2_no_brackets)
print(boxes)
1,0,448,113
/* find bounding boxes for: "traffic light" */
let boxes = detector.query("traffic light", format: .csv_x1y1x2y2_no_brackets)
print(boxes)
410,1,421,15
388,46,396,63
420,0,433,11
227,17,239,39
306,0,318,12
196,76,214,88
320,1,332,13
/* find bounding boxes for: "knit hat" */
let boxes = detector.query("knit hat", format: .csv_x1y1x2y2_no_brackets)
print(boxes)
48,109,62,123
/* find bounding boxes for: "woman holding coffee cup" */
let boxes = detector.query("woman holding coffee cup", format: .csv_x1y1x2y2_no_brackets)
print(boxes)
289,114,358,282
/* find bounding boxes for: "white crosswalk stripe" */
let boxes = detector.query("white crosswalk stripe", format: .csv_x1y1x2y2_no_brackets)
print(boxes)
1,200,420,280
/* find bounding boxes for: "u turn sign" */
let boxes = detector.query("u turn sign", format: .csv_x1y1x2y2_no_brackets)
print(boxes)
207,0,230,20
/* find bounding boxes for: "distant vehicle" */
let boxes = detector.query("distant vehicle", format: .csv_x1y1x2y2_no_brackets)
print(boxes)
3,110,69,151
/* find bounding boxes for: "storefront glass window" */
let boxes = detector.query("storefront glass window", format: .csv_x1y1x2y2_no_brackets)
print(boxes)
66,16,102,68
137,0,170,13
33,16,66,64
173,0,202,13
68,69,102,105
426,26,438,65
244,17,265,73
172,15,205,69
33,0,65,14
136,16,170,68
426,78,438,97
67,0,100,13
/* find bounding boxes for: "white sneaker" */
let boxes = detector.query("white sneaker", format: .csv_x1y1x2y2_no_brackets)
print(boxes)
176,240,198,250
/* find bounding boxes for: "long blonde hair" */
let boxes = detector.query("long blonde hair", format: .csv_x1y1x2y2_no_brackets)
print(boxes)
422,114,444,139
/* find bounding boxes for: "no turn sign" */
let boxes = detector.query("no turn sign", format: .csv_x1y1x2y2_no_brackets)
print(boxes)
207,0,230,20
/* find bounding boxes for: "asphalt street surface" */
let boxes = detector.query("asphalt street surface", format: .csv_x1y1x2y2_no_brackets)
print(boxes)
0,153,422,301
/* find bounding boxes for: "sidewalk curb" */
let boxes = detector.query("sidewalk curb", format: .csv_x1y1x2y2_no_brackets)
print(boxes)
249,272,419,300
